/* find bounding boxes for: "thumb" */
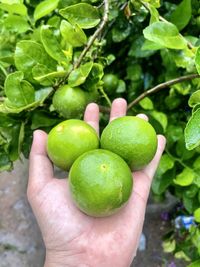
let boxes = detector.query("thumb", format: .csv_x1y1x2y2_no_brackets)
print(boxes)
28,130,54,198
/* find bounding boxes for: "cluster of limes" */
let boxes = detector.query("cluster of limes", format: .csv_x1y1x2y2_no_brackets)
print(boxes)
47,116,157,217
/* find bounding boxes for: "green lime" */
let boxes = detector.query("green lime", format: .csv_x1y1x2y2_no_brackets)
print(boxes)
47,119,99,170
100,116,157,170
85,88,99,104
52,85,87,119
103,74,119,95
69,149,133,217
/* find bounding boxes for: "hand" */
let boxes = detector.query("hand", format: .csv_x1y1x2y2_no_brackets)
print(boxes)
27,98,166,267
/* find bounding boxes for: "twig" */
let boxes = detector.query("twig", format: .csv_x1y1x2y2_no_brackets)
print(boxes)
127,74,200,110
99,104,110,113
73,0,109,69
166,149,200,177
99,87,112,107
99,74,200,113
101,1,128,40
56,0,109,88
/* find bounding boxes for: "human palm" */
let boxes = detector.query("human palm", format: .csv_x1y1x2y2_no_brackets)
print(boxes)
28,98,166,267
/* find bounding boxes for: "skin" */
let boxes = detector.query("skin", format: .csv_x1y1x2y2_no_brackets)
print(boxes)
27,98,166,267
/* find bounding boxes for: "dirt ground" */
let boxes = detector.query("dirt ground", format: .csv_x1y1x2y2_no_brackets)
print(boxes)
0,160,186,267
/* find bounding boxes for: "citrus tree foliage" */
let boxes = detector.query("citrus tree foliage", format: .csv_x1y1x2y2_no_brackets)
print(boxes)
0,0,200,263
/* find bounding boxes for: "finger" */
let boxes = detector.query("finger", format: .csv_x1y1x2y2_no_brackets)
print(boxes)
142,134,166,179
109,98,127,122
136,113,148,121
28,130,54,196
84,103,99,135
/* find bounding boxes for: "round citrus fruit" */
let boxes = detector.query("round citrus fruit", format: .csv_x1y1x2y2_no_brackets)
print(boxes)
47,120,99,170
69,149,133,217
103,74,119,95
85,88,99,104
52,85,87,119
100,116,157,170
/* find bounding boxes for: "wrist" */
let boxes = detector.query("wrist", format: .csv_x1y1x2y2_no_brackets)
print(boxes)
44,250,88,267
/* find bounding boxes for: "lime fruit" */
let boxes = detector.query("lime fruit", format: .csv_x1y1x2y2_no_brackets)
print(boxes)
103,74,119,95
85,88,99,104
69,149,133,217
100,116,157,170
52,85,87,119
47,119,99,170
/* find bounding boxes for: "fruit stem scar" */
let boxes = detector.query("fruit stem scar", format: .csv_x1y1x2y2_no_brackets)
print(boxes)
100,164,107,171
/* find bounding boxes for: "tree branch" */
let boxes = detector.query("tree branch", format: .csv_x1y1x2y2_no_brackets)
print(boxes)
73,0,109,69
99,74,200,113
127,74,200,110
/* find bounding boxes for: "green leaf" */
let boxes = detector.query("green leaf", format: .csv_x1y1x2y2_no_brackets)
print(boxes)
189,90,200,107
142,0,160,8
0,151,12,172
142,39,165,51
195,47,200,75
169,49,195,72
112,19,131,43
152,154,174,195
31,111,61,130
9,123,24,161
172,82,191,95
185,108,200,150
4,71,35,107
183,195,199,213
162,239,176,253
116,80,126,93
0,114,15,127
35,87,53,102
143,22,187,49
40,25,67,63
170,0,191,31
149,4,159,24
174,251,190,261
188,260,200,267
0,3,27,16
176,137,196,160
4,14,30,33
47,15,61,28
68,62,93,87
156,154,174,176
139,97,154,110
14,40,56,81
150,110,168,132
128,36,156,58
183,184,198,198
59,3,100,29
194,207,200,223
60,20,87,47
173,168,195,186
34,0,59,21
126,64,142,81
194,157,200,170
0,87,53,114
32,64,67,86
152,169,174,195
0,0,23,4
83,63,104,91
